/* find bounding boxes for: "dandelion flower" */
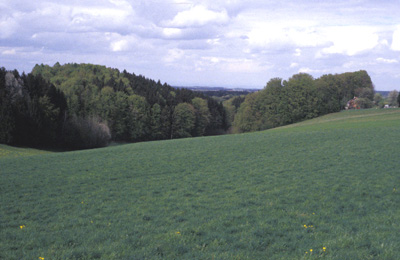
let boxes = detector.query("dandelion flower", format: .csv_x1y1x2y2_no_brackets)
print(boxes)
176,231,180,234
39,257,44,260
20,225,25,229
310,249,313,252
323,247,326,252
303,224,307,228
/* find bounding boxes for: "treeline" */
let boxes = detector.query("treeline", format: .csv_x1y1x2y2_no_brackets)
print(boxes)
0,64,377,149
0,68,70,147
0,63,228,149
225,70,375,133
200,90,255,102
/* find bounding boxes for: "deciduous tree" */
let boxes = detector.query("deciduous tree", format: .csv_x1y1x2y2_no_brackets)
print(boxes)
388,90,399,107
172,103,195,138
192,97,210,136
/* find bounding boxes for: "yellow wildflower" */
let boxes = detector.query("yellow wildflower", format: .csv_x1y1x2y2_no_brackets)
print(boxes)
39,257,44,260
303,224,307,228
310,249,313,252
323,247,326,252
20,225,25,229
176,231,180,234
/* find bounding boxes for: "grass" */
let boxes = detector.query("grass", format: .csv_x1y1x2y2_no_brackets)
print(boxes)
0,144,50,158
1,109,400,259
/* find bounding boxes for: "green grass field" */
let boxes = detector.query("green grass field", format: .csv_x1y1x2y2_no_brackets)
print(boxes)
1,109,400,259
0,144,50,158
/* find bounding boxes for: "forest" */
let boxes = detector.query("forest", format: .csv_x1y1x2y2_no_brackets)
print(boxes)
225,70,378,133
0,63,381,150
0,64,227,149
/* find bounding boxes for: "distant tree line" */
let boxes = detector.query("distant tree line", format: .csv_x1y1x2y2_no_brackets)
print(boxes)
0,63,228,149
225,70,376,133
1,64,382,149
200,90,256,103
385,90,400,107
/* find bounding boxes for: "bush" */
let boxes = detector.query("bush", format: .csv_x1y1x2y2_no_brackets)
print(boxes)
355,98,374,109
63,116,111,149
388,90,399,107
373,93,384,108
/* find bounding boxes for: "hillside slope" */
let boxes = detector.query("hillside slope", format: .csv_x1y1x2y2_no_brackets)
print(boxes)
1,109,400,259
0,144,50,158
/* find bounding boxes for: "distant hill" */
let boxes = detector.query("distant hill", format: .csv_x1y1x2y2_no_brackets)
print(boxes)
376,90,390,97
173,86,259,102
174,86,260,92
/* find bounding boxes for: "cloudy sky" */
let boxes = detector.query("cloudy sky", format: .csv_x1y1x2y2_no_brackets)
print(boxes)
1,0,400,90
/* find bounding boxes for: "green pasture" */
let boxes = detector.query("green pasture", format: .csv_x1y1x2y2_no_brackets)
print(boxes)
0,144,50,158
1,109,400,259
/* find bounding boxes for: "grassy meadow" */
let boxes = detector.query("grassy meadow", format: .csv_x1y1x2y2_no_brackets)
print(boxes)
1,109,400,259
0,144,50,158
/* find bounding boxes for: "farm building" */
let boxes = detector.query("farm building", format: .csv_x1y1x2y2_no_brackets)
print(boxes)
345,97,360,110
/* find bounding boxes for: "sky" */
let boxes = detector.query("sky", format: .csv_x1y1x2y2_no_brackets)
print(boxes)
1,0,400,90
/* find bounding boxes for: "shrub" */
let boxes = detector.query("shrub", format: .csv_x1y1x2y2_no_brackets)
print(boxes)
63,116,111,149
355,98,374,109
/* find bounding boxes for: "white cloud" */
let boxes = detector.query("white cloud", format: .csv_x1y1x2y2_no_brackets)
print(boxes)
391,26,400,51
0,16,19,39
298,67,330,75
287,28,325,48
299,67,313,73
342,61,355,69
342,60,375,70
69,3,135,32
109,0,131,8
196,56,271,73
165,5,229,28
163,28,183,38
2,49,17,55
380,39,389,46
207,38,221,46
246,22,323,49
376,57,398,64
243,16,380,57
237,9,326,51
224,59,263,73
321,26,379,56
110,40,129,52
2,0,400,90
209,57,220,63
164,48,185,63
